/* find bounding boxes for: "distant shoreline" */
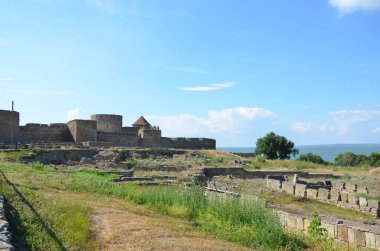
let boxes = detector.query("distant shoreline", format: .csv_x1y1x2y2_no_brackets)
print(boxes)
217,144,380,162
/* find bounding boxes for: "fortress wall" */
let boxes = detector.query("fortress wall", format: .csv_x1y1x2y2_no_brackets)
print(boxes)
67,120,97,143
121,126,139,136
97,132,140,147
161,137,216,150
0,109,20,144
90,114,122,133
140,129,161,148
20,123,74,143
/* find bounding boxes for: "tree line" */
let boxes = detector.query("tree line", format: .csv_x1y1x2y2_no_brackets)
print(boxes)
255,132,380,167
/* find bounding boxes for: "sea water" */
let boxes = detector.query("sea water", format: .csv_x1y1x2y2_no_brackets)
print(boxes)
217,144,380,162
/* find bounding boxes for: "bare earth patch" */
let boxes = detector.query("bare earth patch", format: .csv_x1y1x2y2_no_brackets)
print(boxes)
89,206,252,251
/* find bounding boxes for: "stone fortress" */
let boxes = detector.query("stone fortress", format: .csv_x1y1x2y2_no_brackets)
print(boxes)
0,108,216,149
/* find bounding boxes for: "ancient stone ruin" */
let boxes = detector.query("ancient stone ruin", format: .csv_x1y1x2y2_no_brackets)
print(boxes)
266,175,380,218
0,109,215,149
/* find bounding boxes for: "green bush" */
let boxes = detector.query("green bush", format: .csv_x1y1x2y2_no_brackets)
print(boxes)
335,152,380,167
297,153,327,165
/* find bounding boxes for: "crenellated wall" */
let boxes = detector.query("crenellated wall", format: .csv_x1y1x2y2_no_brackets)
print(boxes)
90,114,122,133
140,129,161,148
0,108,216,149
20,123,74,143
67,120,97,143
96,132,140,147
162,137,216,150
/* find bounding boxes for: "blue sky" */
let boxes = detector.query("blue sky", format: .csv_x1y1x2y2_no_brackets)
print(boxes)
1,0,380,146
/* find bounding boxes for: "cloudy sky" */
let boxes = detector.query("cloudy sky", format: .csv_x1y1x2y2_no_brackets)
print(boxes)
1,0,380,146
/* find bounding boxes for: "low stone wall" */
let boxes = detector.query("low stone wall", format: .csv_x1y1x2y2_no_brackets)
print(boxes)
161,137,216,150
267,178,380,218
276,210,380,250
21,149,98,165
203,168,340,179
0,195,13,250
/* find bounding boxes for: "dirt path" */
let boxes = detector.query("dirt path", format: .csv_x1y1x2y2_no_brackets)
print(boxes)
41,189,252,250
89,205,252,251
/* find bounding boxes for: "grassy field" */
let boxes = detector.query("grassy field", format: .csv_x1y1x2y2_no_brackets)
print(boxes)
1,149,377,250
0,161,309,250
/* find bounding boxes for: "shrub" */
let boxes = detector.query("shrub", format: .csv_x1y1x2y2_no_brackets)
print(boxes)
335,152,364,167
297,153,327,165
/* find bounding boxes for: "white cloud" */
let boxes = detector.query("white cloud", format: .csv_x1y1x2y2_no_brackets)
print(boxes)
291,109,380,136
329,0,380,13
147,107,276,137
67,108,85,121
179,82,236,92
172,67,207,74
290,122,312,133
373,128,380,133
330,110,380,123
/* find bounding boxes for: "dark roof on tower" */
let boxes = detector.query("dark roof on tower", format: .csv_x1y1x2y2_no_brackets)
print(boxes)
132,116,151,127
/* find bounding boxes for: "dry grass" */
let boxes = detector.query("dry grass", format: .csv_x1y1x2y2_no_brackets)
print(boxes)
199,150,240,159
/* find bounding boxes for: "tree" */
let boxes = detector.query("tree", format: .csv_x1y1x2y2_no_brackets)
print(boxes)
255,132,299,160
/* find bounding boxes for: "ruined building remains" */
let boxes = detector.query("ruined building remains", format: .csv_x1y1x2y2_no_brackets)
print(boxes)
0,109,215,149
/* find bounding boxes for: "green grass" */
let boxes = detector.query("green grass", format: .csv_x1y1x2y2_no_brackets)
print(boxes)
0,162,306,250
358,194,380,201
65,170,305,250
0,170,92,250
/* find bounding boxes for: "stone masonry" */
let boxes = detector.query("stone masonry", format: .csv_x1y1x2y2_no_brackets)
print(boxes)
266,177,380,218
0,109,216,150
0,195,13,250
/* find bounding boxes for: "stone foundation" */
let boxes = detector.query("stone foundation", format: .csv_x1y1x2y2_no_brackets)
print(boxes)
275,210,380,250
266,178,380,218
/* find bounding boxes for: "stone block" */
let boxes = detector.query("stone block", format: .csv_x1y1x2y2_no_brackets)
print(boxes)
277,212,286,226
321,222,335,238
348,193,359,206
369,208,380,217
359,197,368,209
287,214,298,229
354,228,366,247
333,182,345,190
318,188,330,201
282,181,295,195
368,199,380,209
295,183,307,198
366,232,376,249
375,234,380,250
357,187,369,194
348,228,355,244
337,225,348,242
346,183,357,192
296,217,304,231
306,188,318,199
266,179,282,191
340,191,349,203
330,189,341,203
304,218,311,233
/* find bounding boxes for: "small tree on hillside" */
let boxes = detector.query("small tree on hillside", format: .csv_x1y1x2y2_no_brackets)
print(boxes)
255,132,299,160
